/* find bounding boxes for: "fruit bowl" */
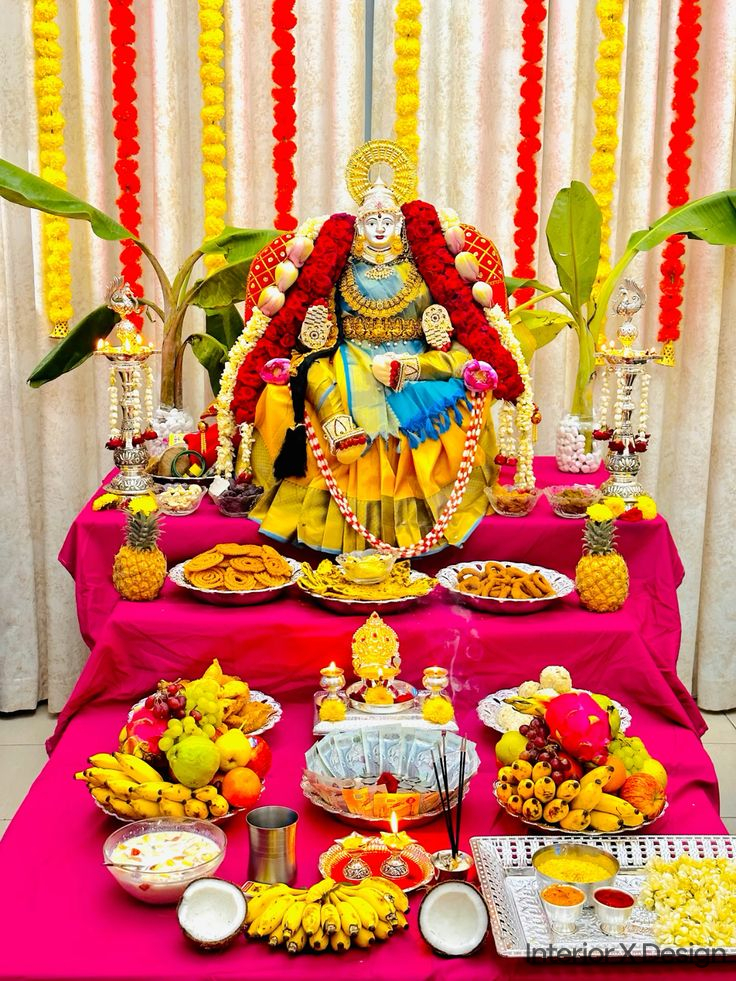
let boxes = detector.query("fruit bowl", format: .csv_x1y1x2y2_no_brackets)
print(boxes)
477,687,631,735
103,817,226,905
492,781,667,835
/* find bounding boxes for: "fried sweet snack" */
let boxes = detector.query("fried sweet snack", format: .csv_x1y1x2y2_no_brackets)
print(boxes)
188,567,226,589
183,544,293,591
455,563,555,600
184,550,225,573
215,542,258,556
228,700,274,732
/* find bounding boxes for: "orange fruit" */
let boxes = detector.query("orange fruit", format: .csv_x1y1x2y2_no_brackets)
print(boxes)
602,754,627,792
220,766,262,810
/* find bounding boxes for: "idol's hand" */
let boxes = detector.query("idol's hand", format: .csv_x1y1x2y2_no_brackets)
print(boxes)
371,353,395,387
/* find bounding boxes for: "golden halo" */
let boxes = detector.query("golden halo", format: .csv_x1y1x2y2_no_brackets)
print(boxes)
345,140,416,207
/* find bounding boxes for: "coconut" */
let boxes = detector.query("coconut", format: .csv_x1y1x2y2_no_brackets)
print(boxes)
177,878,248,951
418,881,489,957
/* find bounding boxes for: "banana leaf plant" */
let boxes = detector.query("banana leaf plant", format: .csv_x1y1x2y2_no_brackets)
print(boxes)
0,158,279,407
506,181,736,420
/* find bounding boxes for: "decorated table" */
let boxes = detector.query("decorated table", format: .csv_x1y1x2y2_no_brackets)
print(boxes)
0,690,728,981
54,458,702,749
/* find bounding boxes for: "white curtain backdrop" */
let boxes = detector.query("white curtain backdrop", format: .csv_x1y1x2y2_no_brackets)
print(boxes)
0,0,734,712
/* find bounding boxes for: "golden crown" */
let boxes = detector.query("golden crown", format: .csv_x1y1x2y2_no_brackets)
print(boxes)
351,611,400,671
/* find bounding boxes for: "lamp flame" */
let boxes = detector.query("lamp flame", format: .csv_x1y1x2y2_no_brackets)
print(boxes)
389,811,399,835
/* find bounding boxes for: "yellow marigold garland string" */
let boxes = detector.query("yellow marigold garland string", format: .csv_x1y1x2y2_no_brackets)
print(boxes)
393,0,421,195
590,0,625,338
32,0,72,337
198,0,227,273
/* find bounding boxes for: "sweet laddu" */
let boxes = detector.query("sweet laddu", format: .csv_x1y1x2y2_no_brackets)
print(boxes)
192,141,535,554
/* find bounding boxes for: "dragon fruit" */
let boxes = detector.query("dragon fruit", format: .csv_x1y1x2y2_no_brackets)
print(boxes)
543,692,611,764
118,701,168,763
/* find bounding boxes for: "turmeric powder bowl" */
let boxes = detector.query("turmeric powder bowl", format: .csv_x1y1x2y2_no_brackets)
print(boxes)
532,843,619,907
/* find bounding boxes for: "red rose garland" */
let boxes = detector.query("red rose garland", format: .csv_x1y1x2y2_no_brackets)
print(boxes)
512,0,547,306
109,0,142,328
230,214,355,423
228,204,524,423
271,0,298,232
657,0,701,344
403,202,523,402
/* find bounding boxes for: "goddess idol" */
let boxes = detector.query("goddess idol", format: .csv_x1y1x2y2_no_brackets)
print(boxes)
212,141,535,554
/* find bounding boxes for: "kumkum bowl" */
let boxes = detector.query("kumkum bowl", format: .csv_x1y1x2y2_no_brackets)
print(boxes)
532,843,619,907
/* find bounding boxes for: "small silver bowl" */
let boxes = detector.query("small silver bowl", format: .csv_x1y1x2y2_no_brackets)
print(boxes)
593,887,636,935
532,843,619,907
539,885,586,935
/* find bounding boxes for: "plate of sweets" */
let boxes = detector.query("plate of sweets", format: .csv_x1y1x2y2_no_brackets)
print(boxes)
436,560,574,614
169,543,300,606
298,557,437,615
319,830,435,893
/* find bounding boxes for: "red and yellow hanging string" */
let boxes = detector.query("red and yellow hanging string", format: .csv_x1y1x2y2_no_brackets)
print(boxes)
657,0,701,360
393,0,421,192
512,0,547,306
590,0,625,341
271,0,297,232
32,0,72,337
199,0,228,272
109,0,142,328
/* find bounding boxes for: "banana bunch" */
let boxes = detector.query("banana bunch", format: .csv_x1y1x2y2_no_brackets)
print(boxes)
244,876,409,954
496,760,645,832
75,752,230,821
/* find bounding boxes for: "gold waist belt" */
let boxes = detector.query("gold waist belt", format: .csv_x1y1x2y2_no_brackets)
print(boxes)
342,315,423,343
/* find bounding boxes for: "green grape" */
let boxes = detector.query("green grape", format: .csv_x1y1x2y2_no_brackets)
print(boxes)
183,717,197,734
158,735,174,752
168,719,183,737
202,723,215,738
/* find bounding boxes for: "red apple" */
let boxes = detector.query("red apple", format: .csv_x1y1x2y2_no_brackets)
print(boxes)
247,735,272,780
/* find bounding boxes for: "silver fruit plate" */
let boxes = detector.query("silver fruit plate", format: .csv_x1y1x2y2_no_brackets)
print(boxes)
477,687,631,734
168,557,301,606
436,561,574,615
471,835,736,958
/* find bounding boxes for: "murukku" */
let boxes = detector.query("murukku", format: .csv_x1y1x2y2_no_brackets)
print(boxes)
224,567,256,591
230,556,264,573
184,550,224,574
253,569,283,587
215,543,254,556
188,567,226,589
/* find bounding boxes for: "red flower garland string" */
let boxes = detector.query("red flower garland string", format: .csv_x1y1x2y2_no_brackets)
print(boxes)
657,0,701,345
271,0,298,232
512,0,547,306
109,0,142,329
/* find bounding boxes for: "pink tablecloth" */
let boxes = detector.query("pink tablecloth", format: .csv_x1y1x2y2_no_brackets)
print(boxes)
57,458,701,737
0,697,727,981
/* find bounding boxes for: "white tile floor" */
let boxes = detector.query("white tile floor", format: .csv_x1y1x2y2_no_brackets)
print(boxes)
0,705,735,838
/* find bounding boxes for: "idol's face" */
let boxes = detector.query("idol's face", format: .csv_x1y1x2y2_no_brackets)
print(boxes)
361,212,401,248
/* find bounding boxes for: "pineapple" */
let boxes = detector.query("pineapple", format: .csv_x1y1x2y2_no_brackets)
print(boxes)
112,510,167,601
575,515,629,612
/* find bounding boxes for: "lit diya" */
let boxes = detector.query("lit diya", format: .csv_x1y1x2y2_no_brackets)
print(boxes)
318,812,434,893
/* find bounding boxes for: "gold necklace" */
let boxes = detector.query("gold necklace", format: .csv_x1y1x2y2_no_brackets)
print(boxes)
339,261,424,317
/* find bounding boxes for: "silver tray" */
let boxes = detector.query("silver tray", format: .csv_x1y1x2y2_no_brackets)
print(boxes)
477,686,631,734
168,557,301,606
471,834,736,958
436,561,575,614
297,570,435,615
347,679,417,715
241,690,283,736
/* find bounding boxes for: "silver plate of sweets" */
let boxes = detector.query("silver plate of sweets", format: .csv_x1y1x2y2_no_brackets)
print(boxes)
168,557,301,607
436,561,575,615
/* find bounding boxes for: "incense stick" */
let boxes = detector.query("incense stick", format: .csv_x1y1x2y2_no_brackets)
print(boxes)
455,737,467,861
431,749,456,856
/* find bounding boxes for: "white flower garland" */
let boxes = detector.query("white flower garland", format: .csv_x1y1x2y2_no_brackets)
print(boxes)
598,367,611,431
214,216,327,476
484,305,536,489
